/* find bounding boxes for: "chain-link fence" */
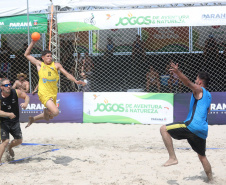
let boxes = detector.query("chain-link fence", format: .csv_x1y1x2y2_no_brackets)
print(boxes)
1,13,225,93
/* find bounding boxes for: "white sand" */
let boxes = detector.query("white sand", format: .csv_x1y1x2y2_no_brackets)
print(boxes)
0,123,225,185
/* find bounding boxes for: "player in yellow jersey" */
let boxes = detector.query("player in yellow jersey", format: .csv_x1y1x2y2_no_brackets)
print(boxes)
24,40,85,127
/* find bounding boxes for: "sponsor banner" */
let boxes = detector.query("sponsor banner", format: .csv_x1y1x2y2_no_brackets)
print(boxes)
83,92,173,124
0,14,47,34
174,92,226,125
19,92,83,123
57,6,226,34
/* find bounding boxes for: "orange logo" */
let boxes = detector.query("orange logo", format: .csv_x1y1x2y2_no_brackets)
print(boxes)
128,12,132,17
93,94,100,100
104,98,108,104
106,14,115,20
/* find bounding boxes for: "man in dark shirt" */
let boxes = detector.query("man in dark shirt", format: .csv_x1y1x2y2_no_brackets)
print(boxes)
0,78,29,164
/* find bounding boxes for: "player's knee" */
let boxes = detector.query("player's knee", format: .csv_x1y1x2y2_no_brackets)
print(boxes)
16,139,23,145
198,154,206,162
52,109,59,117
160,125,167,134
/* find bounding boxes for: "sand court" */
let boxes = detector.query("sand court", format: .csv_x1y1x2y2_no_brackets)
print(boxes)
0,123,225,185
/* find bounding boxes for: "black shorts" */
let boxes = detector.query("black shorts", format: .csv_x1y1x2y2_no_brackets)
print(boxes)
166,121,206,156
0,120,22,140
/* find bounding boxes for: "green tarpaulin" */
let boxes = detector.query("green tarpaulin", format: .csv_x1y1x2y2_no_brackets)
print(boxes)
0,14,47,34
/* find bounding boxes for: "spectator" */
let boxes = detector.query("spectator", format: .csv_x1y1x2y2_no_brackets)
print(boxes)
71,53,83,92
71,53,83,76
106,37,114,57
0,74,5,81
131,35,146,87
80,53,94,92
146,65,161,92
132,34,145,62
0,41,13,79
12,73,29,93
60,40,76,92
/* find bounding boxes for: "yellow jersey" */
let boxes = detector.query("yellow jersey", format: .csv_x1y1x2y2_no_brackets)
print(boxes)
38,62,59,106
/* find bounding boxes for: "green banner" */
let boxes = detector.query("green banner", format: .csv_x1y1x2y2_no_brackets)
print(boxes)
0,14,47,34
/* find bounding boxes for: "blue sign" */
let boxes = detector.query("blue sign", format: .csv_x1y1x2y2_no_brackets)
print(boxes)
174,92,226,125
19,92,83,123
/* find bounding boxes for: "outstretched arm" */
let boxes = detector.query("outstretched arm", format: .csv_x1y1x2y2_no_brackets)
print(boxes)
169,63,202,97
55,63,86,85
24,40,42,70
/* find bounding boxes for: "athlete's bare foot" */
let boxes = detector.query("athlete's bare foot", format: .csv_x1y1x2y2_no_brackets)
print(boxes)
207,173,213,182
8,148,15,158
25,116,35,128
6,145,15,161
163,158,178,166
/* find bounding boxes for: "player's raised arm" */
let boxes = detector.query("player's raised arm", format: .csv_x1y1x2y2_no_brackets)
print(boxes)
169,63,202,97
24,40,42,68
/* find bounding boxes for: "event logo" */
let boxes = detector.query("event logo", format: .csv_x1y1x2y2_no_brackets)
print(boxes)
151,117,167,121
94,103,124,112
202,13,226,19
106,14,115,20
56,99,60,108
9,21,32,28
84,13,96,25
210,103,226,114
33,20,38,26
115,14,153,26
93,94,100,100
116,14,187,26
42,78,57,83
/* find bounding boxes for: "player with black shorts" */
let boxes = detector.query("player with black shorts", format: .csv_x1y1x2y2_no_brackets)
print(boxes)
0,78,29,164
160,63,213,181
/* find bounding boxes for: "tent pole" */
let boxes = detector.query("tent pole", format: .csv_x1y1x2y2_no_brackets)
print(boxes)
27,0,32,93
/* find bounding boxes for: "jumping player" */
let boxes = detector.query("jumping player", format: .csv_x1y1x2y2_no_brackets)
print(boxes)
160,63,212,181
24,40,85,127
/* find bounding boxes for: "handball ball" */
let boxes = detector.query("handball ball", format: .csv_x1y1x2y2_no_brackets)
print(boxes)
31,32,41,41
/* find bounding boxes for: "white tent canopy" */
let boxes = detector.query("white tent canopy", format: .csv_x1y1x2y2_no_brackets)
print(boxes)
52,0,226,8
0,0,226,17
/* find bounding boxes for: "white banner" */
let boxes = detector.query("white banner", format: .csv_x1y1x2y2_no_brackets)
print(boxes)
83,92,174,124
58,6,226,33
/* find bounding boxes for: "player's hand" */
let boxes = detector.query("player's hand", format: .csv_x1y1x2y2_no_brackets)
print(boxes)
20,103,28,109
31,40,39,44
76,81,86,86
8,113,16,119
169,63,179,74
